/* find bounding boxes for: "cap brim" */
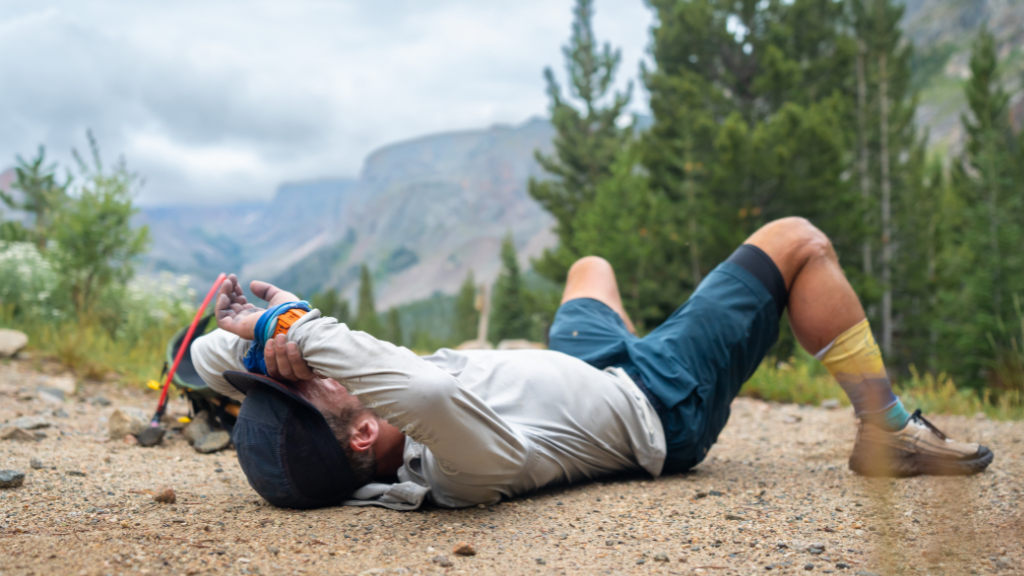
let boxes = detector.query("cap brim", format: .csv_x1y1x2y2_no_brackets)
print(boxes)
223,371,316,411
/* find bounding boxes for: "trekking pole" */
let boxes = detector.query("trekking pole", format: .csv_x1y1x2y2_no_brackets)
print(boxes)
143,273,227,441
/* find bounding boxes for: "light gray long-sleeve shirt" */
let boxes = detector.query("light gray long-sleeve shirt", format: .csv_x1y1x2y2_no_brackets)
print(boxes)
191,311,666,508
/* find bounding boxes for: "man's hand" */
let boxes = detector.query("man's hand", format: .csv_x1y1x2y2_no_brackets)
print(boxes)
215,274,264,340
215,275,303,341
265,334,316,381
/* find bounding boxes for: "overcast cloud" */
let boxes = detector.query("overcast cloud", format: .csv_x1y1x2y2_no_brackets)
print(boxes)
0,1,653,205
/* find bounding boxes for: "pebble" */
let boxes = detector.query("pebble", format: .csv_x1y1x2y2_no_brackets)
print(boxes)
0,469,26,488
0,426,36,442
184,411,212,445
536,558,547,565
0,328,28,357
452,542,476,556
137,426,166,447
654,552,669,562
108,407,148,440
36,387,65,405
154,486,176,504
820,399,841,410
90,396,112,407
431,555,452,567
66,470,86,477
29,457,46,470
805,563,815,570
11,416,52,430
996,557,1012,569
726,513,745,520
195,430,231,453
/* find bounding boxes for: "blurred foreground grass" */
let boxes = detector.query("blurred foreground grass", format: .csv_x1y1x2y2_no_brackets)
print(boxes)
744,348,1024,420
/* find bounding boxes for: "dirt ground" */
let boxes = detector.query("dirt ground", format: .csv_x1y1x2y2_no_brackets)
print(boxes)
0,356,1021,576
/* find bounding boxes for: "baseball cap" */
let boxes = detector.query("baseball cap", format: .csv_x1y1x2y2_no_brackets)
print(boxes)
223,370,356,509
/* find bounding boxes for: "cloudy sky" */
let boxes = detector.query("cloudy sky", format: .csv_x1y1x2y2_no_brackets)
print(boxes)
0,1,653,205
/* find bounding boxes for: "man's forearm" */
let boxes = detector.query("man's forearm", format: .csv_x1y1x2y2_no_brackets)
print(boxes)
191,329,251,402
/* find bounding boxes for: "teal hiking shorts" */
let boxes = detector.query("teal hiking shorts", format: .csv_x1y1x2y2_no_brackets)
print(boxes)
548,245,788,474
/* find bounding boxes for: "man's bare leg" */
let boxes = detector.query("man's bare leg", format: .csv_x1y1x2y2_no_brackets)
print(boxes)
743,217,864,355
744,218,992,476
562,256,637,335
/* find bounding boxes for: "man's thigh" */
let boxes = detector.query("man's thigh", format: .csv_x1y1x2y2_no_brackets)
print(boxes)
548,298,637,369
630,248,783,471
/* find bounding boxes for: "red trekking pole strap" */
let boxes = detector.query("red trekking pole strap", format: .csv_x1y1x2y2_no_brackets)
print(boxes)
150,273,227,426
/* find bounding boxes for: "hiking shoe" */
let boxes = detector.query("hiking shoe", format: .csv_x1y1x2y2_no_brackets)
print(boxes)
849,409,993,477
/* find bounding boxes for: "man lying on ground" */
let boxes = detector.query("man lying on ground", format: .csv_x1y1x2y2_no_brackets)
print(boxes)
192,217,993,510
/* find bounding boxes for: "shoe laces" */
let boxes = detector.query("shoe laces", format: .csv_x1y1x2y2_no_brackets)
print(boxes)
909,409,948,441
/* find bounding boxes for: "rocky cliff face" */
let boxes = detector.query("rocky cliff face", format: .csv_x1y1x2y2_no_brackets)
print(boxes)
902,0,1024,150
138,119,557,307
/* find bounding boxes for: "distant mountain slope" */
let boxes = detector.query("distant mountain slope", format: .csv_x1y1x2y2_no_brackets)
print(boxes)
902,0,1024,151
140,119,556,308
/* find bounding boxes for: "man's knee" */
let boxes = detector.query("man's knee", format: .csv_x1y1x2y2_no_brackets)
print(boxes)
568,255,614,279
766,217,835,262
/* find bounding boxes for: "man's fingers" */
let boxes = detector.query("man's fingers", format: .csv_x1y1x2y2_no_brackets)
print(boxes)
264,339,280,379
286,341,316,380
251,280,301,307
273,335,295,380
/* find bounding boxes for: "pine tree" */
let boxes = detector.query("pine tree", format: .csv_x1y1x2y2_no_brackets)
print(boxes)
309,288,351,325
387,308,403,347
453,270,479,343
490,234,530,342
10,145,68,248
529,0,632,283
355,264,384,338
947,27,1024,388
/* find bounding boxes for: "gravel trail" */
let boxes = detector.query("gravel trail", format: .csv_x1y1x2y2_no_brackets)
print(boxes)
1,357,1021,576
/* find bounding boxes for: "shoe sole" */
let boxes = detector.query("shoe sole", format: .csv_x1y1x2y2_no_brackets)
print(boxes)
849,444,994,477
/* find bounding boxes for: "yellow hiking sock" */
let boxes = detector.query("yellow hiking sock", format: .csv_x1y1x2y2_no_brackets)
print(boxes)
817,319,908,429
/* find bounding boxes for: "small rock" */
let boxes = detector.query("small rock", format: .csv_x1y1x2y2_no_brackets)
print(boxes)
123,434,139,446
29,457,46,469
36,387,65,405
708,490,724,496
452,542,475,556
66,470,86,477
654,552,670,562
90,396,112,407
194,430,231,454
820,399,841,410
136,426,165,447
153,486,176,504
606,540,615,546
0,426,36,442
33,430,47,440
996,557,1012,569
836,563,850,569
695,491,708,499
854,571,879,576
16,388,35,402
431,556,452,568
726,513,745,520
183,411,212,445
0,329,28,358
784,415,803,424
536,558,547,565
0,469,26,488
11,416,51,430
108,407,148,440
805,563,814,571
808,543,826,554
45,374,77,396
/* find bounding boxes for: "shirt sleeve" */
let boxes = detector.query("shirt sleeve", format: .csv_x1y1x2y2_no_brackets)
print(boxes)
190,329,251,402
288,313,529,479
